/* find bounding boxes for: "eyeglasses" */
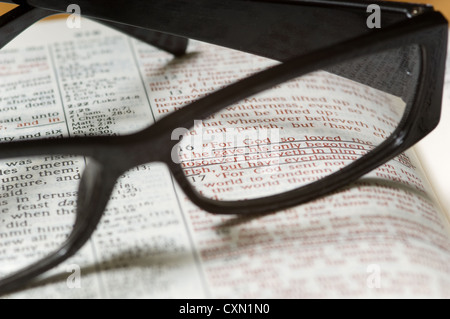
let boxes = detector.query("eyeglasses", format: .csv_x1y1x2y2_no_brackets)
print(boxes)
0,0,447,295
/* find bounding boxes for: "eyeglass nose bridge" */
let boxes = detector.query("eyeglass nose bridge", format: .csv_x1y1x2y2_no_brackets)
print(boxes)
109,128,178,172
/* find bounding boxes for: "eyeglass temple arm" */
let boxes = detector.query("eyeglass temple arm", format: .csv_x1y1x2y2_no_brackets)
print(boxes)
99,22,188,57
26,0,433,62
0,3,188,56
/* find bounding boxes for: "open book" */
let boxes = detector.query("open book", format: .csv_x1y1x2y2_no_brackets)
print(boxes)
1,19,449,299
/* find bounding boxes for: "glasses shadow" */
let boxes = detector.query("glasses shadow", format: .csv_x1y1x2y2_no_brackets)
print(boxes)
156,51,202,73
13,249,196,297
214,175,435,229
10,175,437,296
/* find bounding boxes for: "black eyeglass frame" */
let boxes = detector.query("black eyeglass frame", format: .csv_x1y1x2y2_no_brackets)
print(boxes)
0,0,447,295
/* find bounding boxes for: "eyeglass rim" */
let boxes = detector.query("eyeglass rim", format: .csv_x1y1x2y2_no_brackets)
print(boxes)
0,3,189,56
0,7,447,296
0,10,445,212
162,11,448,214
24,0,436,62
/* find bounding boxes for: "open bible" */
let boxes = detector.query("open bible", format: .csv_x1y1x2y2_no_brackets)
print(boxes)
0,19,449,298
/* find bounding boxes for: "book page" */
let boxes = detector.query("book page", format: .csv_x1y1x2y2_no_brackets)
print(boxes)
415,38,450,220
0,19,449,299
